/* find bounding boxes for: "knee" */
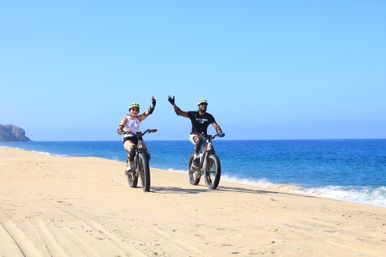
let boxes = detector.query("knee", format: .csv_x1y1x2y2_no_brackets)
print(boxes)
193,136,201,144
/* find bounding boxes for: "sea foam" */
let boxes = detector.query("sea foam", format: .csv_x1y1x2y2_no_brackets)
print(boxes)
161,168,386,208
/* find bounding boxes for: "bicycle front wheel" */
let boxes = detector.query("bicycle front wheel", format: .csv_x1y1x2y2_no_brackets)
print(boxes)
138,153,151,192
204,154,221,189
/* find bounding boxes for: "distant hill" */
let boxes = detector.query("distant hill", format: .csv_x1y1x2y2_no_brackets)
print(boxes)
0,124,31,142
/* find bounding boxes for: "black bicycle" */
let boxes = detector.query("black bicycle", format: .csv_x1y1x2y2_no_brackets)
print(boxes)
188,133,224,189
125,129,157,192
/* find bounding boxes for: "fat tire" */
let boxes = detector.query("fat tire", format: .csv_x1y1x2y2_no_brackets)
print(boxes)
204,154,221,189
138,153,151,192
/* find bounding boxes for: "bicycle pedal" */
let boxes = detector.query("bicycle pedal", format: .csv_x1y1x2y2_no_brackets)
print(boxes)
190,165,198,171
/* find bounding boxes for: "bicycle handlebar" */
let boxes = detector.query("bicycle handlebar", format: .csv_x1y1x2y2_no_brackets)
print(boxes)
207,132,225,140
143,129,157,135
124,129,158,138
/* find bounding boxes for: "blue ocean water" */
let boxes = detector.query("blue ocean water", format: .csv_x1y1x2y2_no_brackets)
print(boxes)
1,139,386,207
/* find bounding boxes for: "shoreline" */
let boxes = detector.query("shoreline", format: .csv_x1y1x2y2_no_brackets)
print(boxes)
0,145,386,208
1,147,386,256
1,145,385,209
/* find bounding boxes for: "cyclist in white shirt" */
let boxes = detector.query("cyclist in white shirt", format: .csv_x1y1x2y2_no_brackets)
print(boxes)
117,96,156,174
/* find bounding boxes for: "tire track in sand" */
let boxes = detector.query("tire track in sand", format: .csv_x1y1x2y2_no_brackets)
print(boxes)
34,219,97,257
80,206,211,257
44,199,148,257
1,202,101,257
0,222,26,257
0,216,42,257
48,198,210,257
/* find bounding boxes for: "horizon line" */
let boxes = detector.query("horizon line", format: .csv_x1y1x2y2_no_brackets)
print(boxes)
2,138,386,143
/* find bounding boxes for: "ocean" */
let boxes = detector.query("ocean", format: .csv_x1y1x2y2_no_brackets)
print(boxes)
1,139,386,208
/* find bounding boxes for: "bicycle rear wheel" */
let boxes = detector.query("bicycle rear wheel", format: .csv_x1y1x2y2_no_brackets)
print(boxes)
204,154,221,189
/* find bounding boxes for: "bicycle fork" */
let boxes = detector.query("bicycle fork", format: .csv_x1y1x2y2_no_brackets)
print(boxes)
199,140,213,170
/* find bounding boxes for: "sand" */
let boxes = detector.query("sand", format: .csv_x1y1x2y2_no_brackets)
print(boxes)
0,147,385,257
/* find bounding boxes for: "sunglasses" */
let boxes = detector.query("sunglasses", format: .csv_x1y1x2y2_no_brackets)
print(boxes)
130,108,139,112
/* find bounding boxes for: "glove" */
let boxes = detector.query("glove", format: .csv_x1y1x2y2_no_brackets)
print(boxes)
168,95,175,105
218,132,225,138
151,97,156,107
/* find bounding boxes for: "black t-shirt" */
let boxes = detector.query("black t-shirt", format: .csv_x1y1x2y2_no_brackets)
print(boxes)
187,111,216,134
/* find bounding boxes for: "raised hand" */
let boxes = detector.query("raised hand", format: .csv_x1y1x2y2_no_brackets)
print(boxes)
168,95,175,105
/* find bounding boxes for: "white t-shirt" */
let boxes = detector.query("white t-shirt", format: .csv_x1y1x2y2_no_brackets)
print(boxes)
123,116,140,138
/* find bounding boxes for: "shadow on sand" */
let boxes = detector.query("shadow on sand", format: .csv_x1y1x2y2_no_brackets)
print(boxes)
151,185,280,195
151,185,316,199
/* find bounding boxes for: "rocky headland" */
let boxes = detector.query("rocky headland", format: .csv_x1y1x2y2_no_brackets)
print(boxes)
0,124,31,142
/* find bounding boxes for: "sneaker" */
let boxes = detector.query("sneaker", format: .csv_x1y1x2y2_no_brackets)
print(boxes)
125,162,134,175
191,155,200,168
125,168,134,175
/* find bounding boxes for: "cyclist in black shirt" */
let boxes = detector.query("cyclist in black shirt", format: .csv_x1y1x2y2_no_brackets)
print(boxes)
168,96,224,167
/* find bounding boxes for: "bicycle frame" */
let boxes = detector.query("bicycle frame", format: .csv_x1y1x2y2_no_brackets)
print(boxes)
188,132,223,189
125,129,157,192
127,129,156,172
196,134,219,174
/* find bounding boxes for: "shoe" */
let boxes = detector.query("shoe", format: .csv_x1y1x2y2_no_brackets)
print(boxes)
191,155,200,168
125,162,134,175
125,168,134,176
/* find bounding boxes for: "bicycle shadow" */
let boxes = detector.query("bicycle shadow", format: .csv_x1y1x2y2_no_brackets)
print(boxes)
151,185,316,198
216,186,315,198
217,186,280,195
151,185,278,195
151,186,208,194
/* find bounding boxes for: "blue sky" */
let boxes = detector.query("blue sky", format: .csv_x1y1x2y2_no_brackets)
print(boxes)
1,1,385,140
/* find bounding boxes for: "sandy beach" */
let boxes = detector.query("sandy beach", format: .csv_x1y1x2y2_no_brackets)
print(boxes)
0,147,385,257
